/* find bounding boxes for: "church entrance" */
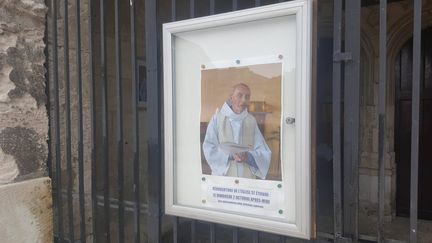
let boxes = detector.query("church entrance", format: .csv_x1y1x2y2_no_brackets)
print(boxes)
396,26,432,220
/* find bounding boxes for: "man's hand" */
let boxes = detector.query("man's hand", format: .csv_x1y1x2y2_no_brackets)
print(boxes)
233,152,247,163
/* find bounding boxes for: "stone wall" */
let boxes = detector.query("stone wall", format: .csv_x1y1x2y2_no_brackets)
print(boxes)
0,0,52,242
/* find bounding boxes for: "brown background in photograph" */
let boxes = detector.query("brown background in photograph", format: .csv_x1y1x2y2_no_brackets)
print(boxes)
200,62,282,181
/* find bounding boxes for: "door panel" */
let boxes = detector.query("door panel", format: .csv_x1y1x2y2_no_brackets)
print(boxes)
419,99,432,218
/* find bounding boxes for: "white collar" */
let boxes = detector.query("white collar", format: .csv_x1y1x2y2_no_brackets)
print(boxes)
220,102,248,121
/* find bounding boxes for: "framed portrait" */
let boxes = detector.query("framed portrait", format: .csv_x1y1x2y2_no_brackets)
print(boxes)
163,0,311,239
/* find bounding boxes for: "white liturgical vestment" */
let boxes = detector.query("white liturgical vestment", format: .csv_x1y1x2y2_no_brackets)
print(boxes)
202,102,271,179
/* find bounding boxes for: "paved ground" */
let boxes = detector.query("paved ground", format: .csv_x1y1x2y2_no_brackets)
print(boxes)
317,214,432,242
359,215,432,243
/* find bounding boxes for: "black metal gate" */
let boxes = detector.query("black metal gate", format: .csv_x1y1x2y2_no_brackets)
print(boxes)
46,0,427,242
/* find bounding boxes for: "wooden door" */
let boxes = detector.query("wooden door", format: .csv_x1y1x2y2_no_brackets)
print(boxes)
396,27,432,219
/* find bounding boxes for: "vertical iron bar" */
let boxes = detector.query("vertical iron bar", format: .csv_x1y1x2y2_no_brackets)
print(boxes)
255,0,260,7
173,217,179,243
75,0,86,242
64,0,75,241
344,0,361,241
210,0,215,15
191,220,196,243
252,231,259,243
171,0,176,21
129,0,141,242
190,0,195,18
332,0,343,240
99,0,110,241
209,223,215,243
410,0,422,242
377,0,387,242
114,0,125,241
279,236,286,243
145,0,162,241
51,0,64,239
87,0,96,241
232,227,239,243
232,0,238,10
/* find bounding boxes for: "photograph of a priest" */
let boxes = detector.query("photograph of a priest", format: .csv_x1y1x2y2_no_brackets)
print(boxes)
202,83,271,179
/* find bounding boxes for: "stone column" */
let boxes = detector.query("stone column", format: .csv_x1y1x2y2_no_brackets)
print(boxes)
0,0,52,242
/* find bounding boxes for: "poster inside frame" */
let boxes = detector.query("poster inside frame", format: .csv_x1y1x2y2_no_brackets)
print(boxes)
163,0,311,239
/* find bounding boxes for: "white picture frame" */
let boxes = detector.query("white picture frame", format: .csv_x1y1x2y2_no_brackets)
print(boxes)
163,0,312,239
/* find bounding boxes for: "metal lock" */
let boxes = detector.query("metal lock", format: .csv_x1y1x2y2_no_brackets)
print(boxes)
285,117,295,124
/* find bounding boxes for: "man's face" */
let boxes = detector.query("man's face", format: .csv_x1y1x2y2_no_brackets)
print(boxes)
230,85,251,114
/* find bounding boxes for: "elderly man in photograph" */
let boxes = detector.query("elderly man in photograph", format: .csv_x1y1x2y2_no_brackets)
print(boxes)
203,83,271,179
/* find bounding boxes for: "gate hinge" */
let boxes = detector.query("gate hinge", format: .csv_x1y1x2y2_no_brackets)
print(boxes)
333,52,353,62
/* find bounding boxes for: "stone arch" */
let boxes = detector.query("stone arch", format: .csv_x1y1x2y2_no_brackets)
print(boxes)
387,3,432,109
387,9,432,62
387,7,432,112
360,26,377,107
